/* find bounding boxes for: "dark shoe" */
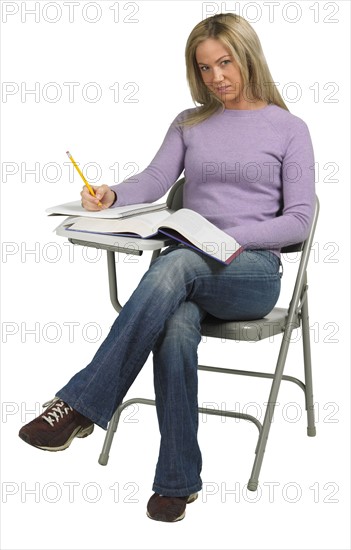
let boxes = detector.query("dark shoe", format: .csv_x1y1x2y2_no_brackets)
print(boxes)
19,397,94,451
146,492,198,522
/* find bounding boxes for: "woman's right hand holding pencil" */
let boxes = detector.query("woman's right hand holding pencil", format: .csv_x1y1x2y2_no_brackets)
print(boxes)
80,184,117,211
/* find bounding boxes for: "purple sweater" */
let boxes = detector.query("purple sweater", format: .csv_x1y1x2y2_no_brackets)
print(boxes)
111,104,315,253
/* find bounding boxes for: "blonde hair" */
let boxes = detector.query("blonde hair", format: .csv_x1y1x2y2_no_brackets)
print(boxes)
182,13,288,126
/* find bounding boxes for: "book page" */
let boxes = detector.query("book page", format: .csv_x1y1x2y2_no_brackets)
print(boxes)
159,208,242,264
160,209,238,245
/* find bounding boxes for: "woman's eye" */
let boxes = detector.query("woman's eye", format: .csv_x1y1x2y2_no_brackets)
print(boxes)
200,66,209,72
221,59,231,66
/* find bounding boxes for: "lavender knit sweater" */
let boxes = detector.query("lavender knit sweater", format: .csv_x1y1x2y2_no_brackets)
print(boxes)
111,104,315,253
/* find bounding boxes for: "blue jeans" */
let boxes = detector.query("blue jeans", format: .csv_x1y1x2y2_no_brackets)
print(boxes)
57,245,281,497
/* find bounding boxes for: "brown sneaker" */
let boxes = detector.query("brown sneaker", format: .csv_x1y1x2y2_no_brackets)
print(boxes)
146,492,198,522
18,398,94,451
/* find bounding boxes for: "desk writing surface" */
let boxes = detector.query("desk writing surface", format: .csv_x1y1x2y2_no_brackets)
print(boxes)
55,217,171,253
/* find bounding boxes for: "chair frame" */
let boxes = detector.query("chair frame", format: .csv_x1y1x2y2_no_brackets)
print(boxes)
98,178,320,491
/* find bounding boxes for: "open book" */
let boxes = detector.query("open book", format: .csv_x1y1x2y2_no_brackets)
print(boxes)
64,208,243,265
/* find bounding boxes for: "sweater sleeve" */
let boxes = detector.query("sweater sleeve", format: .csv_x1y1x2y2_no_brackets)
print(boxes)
227,118,316,250
109,112,187,207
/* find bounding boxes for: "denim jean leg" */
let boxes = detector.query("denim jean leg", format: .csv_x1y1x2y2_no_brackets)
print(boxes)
152,301,206,497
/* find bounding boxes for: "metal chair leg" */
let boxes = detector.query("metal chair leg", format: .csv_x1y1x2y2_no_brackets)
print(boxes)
98,399,156,465
247,329,292,491
301,297,316,436
98,409,121,465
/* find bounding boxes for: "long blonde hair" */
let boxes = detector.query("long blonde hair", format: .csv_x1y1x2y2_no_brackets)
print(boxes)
182,13,288,126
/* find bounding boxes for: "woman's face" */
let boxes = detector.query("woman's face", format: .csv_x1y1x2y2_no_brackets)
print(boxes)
195,37,245,109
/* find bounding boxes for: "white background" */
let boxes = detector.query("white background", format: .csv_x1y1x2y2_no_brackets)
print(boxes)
1,1,350,549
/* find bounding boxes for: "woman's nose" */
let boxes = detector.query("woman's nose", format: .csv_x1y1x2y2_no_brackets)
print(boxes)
212,68,224,83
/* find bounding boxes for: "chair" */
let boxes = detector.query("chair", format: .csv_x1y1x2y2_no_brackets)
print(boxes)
98,177,320,491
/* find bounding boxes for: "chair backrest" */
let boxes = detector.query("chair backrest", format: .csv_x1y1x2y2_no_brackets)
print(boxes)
286,195,319,320
166,177,186,211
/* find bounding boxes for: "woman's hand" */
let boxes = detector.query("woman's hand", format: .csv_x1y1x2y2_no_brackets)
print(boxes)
80,184,116,211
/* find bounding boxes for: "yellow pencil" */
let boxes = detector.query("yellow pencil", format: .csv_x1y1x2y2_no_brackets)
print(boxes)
66,151,102,207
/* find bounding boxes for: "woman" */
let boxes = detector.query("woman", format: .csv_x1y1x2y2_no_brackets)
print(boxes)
19,13,315,522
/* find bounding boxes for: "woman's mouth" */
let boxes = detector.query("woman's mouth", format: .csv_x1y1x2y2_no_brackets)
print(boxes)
216,85,230,93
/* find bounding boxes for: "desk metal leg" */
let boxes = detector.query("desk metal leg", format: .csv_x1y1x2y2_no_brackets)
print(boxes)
106,248,162,313
106,251,122,313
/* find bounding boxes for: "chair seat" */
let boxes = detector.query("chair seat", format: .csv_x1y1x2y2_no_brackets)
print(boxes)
201,307,298,342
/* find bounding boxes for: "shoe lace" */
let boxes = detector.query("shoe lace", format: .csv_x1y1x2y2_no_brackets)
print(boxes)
42,398,73,427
